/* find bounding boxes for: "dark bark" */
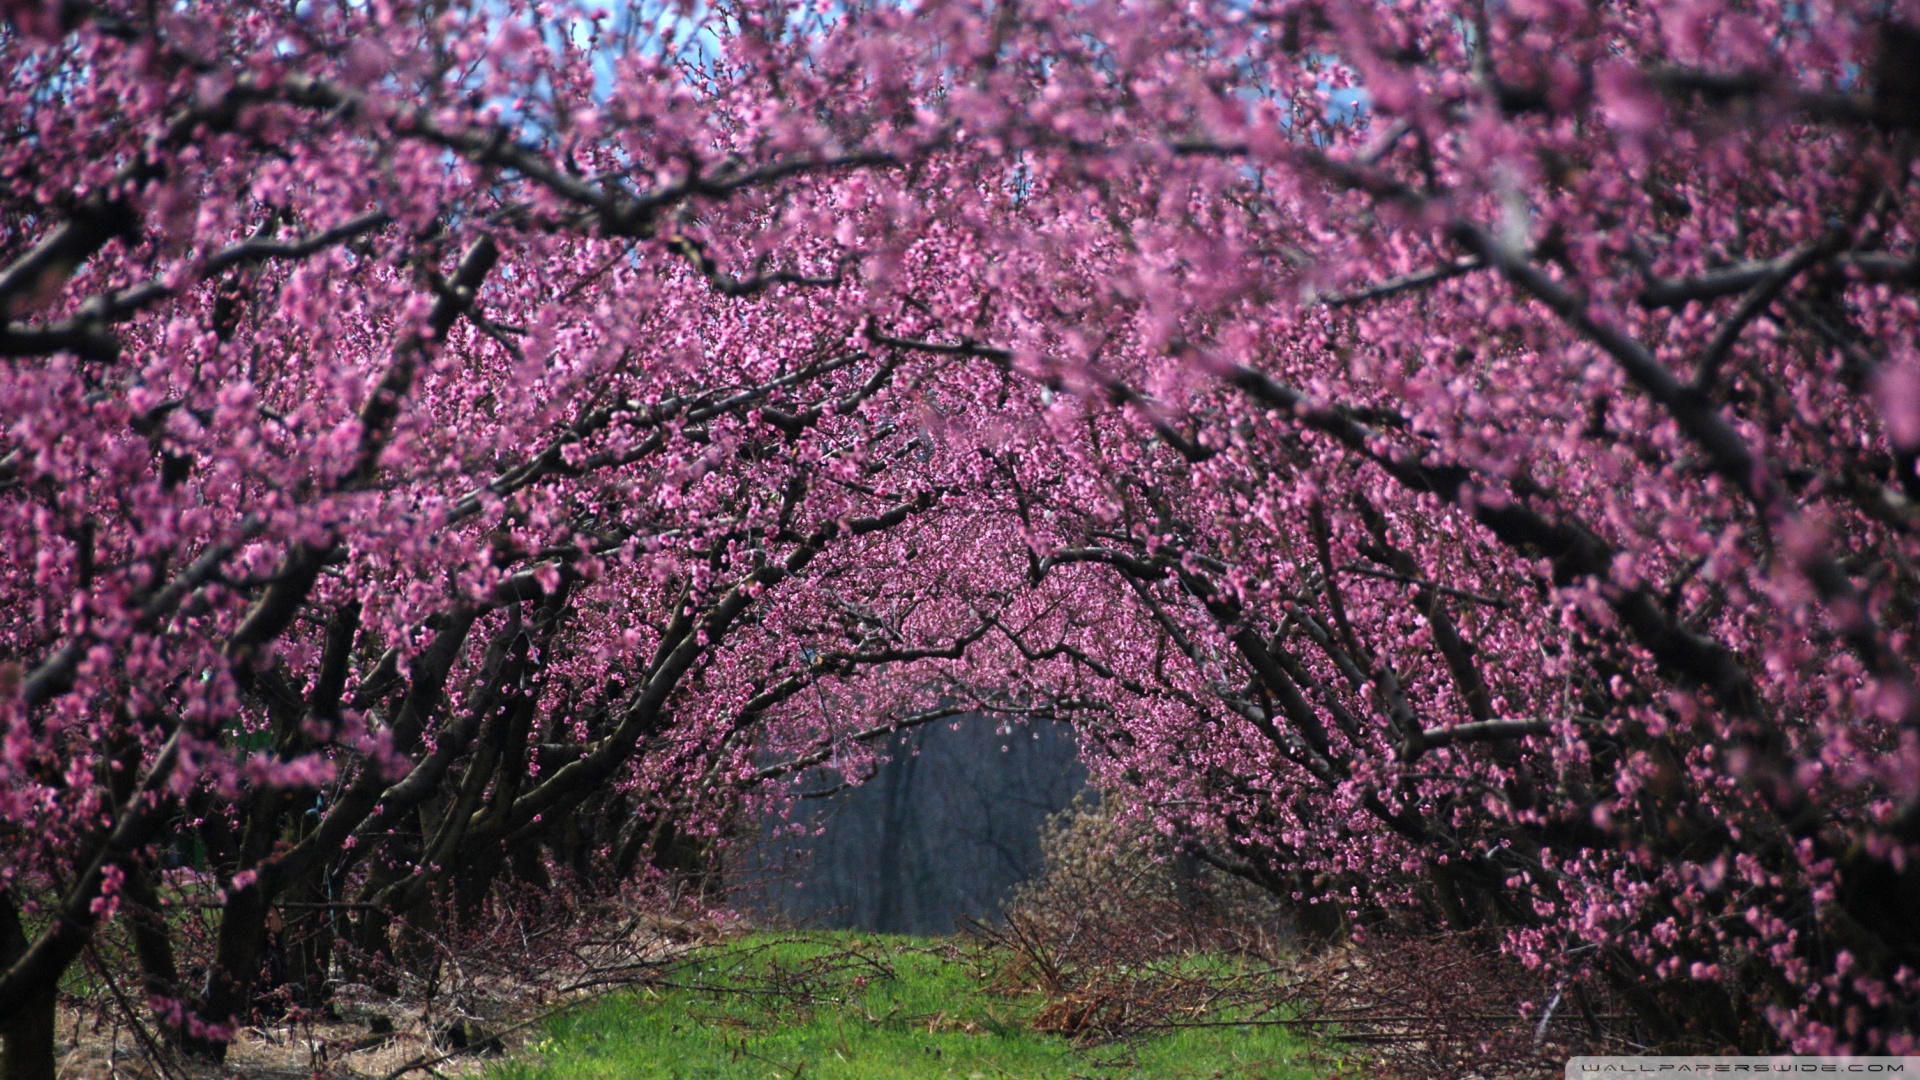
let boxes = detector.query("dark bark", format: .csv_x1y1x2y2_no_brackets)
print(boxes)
0,893,56,1080
117,863,182,1041
185,885,269,1059
0,729,182,1028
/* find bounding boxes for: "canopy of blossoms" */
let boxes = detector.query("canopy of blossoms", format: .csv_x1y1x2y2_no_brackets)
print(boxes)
3,0,1917,1064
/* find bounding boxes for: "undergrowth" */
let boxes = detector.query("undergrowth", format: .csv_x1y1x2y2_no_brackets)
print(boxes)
487,931,1338,1079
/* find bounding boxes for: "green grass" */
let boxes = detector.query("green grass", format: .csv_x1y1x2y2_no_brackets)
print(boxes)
489,932,1337,1080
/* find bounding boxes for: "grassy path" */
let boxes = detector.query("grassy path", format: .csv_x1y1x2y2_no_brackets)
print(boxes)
487,932,1334,1079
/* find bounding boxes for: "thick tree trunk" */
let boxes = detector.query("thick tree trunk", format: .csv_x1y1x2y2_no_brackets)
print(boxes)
118,864,184,1046
0,894,56,1080
183,885,269,1062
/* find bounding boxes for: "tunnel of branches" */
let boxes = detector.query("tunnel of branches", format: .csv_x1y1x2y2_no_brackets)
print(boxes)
6,0,1920,1072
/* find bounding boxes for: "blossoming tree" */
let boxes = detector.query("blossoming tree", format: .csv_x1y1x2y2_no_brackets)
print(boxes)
4,0,1919,1073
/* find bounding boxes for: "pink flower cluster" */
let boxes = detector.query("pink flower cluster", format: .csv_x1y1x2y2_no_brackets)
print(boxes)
3,0,1917,1056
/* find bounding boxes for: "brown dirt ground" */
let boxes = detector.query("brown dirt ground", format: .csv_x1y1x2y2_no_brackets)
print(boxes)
51,912,720,1079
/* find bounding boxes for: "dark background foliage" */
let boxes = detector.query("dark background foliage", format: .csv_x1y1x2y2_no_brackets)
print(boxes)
743,718,1086,934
